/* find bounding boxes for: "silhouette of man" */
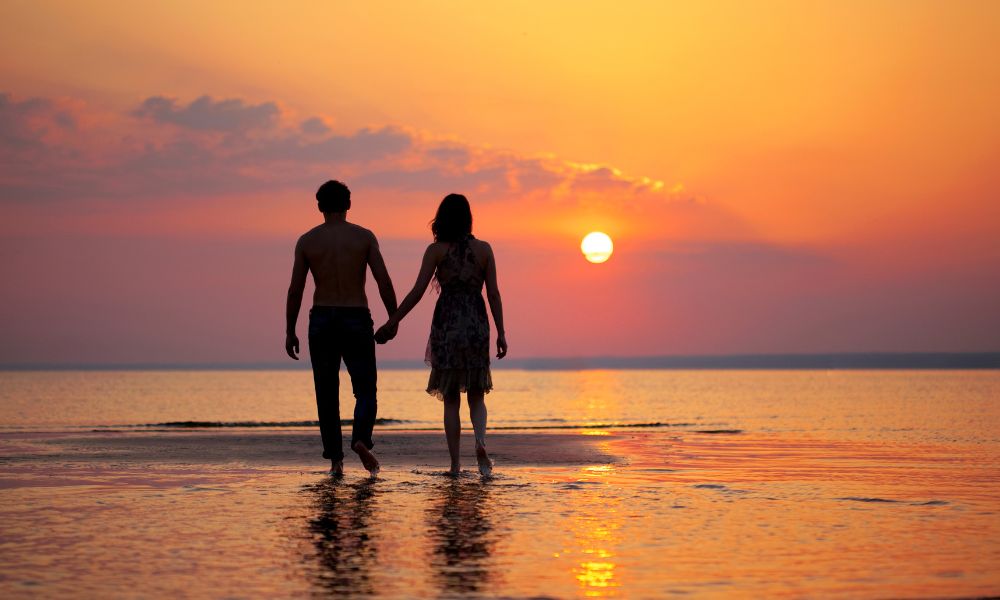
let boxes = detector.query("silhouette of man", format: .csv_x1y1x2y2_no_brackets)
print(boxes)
286,180,398,476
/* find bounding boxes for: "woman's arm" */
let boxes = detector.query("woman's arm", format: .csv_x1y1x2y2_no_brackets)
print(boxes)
374,243,443,344
387,244,442,325
484,242,507,359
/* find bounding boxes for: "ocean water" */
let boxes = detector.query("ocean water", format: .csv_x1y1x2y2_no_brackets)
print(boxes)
1,369,998,598
2,369,998,443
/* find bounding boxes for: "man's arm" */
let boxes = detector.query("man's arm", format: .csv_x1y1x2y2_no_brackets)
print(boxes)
285,238,309,359
368,234,398,314
367,234,398,341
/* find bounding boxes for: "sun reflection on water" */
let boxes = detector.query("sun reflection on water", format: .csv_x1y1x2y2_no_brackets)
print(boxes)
569,459,623,597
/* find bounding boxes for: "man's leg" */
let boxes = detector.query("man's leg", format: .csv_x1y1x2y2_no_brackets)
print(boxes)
308,310,345,464
341,311,379,475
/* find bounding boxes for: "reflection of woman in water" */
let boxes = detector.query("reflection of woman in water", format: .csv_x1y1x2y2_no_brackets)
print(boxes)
428,479,496,595
378,194,507,476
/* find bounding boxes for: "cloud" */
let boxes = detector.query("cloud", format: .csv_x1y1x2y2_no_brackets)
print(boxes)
300,117,330,135
570,166,636,192
426,144,470,166
1,92,712,241
133,95,280,132
245,126,412,163
0,93,75,151
356,165,509,194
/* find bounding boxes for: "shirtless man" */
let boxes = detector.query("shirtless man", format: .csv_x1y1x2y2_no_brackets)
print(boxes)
285,180,398,476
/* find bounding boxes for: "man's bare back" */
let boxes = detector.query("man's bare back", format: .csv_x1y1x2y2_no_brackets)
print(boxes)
297,220,379,307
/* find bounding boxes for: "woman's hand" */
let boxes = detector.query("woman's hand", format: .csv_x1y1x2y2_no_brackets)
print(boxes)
374,319,398,344
496,333,508,359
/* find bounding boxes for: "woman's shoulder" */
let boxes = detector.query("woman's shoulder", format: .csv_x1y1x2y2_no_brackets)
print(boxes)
470,237,494,258
468,238,493,266
469,236,492,250
424,241,450,258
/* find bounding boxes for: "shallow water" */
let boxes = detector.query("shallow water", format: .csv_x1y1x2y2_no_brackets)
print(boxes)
1,370,998,598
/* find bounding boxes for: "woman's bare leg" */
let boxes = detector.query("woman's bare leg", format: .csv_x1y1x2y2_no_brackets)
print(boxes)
467,389,492,476
443,391,462,474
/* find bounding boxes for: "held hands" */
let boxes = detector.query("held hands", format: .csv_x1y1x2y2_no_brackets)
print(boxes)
285,333,299,360
496,333,508,359
374,319,399,345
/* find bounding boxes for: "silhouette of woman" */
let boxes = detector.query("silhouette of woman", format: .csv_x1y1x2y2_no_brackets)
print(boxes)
377,194,507,475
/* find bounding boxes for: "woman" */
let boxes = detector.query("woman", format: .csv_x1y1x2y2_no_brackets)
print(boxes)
377,193,507,476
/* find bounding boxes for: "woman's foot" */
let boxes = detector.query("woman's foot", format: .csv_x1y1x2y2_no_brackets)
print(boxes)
330,459,344,477
449,462,462,476
475,443,493,477
352,441,380,477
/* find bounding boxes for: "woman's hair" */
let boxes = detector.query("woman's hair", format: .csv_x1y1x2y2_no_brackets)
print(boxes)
431,193,473,242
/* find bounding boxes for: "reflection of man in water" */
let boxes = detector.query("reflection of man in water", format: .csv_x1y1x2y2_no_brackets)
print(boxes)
285,180,398,476
307,480,377,594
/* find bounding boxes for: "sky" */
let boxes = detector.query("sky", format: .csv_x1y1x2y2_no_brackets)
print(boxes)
1,1,998,365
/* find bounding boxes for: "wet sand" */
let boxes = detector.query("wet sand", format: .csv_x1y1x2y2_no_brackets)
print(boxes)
0,429,616,481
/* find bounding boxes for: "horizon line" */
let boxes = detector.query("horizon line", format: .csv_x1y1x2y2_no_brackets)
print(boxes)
1,352,998,371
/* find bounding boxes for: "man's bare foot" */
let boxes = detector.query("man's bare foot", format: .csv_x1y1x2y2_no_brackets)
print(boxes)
476,444,493,477
449,463,461,476
352,441,380,477
330,459,344,477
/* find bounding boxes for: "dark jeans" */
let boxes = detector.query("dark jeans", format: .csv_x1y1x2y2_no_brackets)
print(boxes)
308,306,377,462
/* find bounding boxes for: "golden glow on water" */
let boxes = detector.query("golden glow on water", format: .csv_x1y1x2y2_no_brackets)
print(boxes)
572,517,621,596
577,560,617,595
570,453,623,597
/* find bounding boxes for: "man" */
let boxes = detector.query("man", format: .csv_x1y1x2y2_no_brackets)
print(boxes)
285,180,398,476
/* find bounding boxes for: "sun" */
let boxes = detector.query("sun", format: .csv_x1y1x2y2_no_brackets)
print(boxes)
581,232,614,263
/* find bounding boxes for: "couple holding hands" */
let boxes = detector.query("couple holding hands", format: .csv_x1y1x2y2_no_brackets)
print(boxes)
285,181,507,478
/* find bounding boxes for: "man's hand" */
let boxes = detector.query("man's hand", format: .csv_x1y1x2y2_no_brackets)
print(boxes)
374,321,398,344
496,333,508,359
285,333,300,360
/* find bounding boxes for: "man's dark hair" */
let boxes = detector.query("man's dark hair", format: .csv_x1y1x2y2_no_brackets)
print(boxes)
316,180,351,213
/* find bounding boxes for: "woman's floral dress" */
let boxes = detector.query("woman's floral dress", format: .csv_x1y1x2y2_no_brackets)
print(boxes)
425,235,492,399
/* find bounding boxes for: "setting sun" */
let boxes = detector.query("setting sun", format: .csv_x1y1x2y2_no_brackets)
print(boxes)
581,232,614,263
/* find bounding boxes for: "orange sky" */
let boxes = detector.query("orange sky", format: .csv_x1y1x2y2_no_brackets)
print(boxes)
1,1,998,364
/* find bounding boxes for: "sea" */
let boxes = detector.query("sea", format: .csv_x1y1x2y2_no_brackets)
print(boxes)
1,368,998,598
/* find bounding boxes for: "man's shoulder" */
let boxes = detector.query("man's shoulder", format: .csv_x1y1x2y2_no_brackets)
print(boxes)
296,224,325,245
298,222,375,243
344,221,376,239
